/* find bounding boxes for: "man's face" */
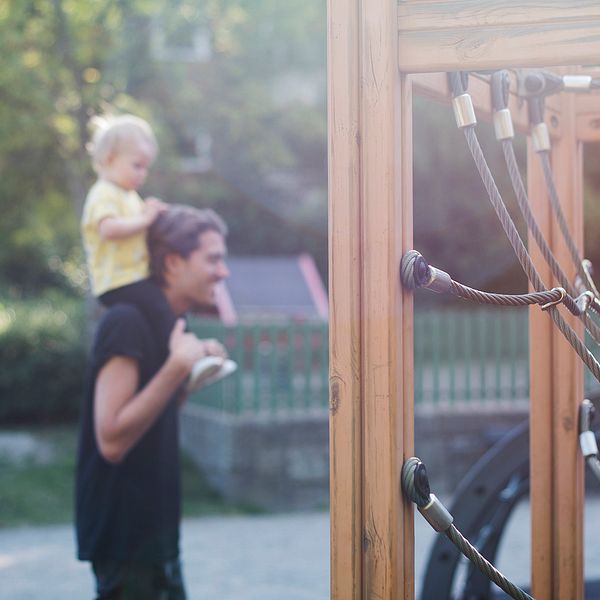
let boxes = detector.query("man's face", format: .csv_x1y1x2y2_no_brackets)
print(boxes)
171,230,229,312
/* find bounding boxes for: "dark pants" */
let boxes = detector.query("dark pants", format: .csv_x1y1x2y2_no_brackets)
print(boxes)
92,557,187,600
99,279,175,358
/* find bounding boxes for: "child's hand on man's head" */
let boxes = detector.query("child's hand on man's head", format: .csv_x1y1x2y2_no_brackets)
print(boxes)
142,197,168,224
145,196,168,209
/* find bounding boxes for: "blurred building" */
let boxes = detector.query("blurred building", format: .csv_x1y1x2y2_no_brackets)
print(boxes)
212,253,328,325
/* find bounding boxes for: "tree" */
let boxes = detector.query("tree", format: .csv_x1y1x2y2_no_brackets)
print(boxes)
0,0,157,294
0,0,330,294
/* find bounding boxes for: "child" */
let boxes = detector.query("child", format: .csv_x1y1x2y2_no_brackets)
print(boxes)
81,114,235,391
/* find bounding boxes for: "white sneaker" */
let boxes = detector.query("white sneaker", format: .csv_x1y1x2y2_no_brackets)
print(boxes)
186,356,238,393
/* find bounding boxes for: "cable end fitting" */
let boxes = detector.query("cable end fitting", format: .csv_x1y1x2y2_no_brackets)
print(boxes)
580,430,598,459
563,75,592,91
576,291,595,315
418,494,454,533
493,108,514,140
400,251,429,290
401,457,431,507
531,122,550,152
580,399,598,458
452,94,477,128
541,287,566,311
427,266,452,294
400,251,452,293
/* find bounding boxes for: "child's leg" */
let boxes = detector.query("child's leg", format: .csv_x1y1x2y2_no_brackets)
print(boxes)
99,279,175,355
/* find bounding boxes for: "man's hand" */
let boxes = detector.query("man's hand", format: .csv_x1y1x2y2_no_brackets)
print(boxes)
201,338,228,360
169,319,228,373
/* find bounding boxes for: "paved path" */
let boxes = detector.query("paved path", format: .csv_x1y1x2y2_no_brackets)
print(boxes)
2,498,600,599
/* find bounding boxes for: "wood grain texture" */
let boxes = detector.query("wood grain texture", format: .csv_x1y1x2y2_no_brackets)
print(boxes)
329,1,598,597
360,1,414,597
548,92,584,600
329,0,415,598
527,141,554,600
328,0,363,597
397,1,600,72
528,94,585,599
575,93,600,142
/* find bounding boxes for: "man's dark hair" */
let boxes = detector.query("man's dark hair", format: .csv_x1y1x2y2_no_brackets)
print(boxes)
147,204,228,286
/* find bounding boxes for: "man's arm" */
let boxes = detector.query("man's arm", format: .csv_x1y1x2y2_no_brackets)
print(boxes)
94,319,207,463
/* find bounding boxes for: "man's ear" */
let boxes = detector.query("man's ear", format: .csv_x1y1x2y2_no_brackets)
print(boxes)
164,253,185,279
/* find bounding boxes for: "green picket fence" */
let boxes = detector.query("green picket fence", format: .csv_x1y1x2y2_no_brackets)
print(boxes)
415,307,600,406
188,309,600,415
188,318,329,414
414,308,529,407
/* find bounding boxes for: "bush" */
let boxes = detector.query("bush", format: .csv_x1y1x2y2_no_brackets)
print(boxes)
0,294,87,424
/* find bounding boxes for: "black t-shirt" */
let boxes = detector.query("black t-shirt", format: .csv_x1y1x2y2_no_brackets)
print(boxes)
75,304,181,563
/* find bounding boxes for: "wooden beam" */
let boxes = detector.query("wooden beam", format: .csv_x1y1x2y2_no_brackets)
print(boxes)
547,92,585,600
398,1,600,73
527,142,555,600
575,93,600,142
329,0,414,598
528,93,585,600
359,0,414,596
328,0,363,597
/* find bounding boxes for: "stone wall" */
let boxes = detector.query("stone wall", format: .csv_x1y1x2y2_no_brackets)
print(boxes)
180,404,529,511
180,405,330,511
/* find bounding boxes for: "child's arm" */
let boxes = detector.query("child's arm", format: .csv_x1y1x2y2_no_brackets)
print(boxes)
98,198,167,240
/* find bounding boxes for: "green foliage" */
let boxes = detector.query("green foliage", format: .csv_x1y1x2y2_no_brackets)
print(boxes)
3,2,598,328
0,0,158,294
0,294,86,424
0,426,253,527
0,426,79,527
143,0,328,262
0,0,328,297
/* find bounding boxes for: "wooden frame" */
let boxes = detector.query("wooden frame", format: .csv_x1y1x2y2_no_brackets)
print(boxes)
328,1,600,598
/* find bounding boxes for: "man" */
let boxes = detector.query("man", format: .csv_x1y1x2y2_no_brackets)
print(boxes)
75,205,230,599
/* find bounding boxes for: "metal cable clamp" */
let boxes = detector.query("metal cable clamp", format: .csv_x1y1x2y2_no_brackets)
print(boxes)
402,457,534,600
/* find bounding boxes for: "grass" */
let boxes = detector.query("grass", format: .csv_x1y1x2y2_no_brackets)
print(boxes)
0,424,256,529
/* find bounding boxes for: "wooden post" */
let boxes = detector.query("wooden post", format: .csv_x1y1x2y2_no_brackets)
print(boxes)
328,0,362,597
528,90,585,599
330,2,600,598
328,0,414,598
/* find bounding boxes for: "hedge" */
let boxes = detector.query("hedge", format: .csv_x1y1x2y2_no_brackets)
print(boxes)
0,295,87,423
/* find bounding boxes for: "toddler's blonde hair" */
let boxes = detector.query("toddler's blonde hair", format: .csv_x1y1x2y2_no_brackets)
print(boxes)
88,114,158,173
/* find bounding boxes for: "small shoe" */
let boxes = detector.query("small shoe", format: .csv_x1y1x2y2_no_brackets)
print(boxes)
186,357,238,393
186,356,224,393
200,359,237,388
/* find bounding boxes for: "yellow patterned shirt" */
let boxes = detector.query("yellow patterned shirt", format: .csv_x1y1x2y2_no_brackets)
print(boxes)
81,179,150,296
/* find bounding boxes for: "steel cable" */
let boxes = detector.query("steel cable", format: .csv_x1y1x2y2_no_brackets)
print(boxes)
445,525,533,600
450,280,566,309
502,140,600,343
401,250,575,311
402,457,534,600
463,125,600,383
538,150,600,297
